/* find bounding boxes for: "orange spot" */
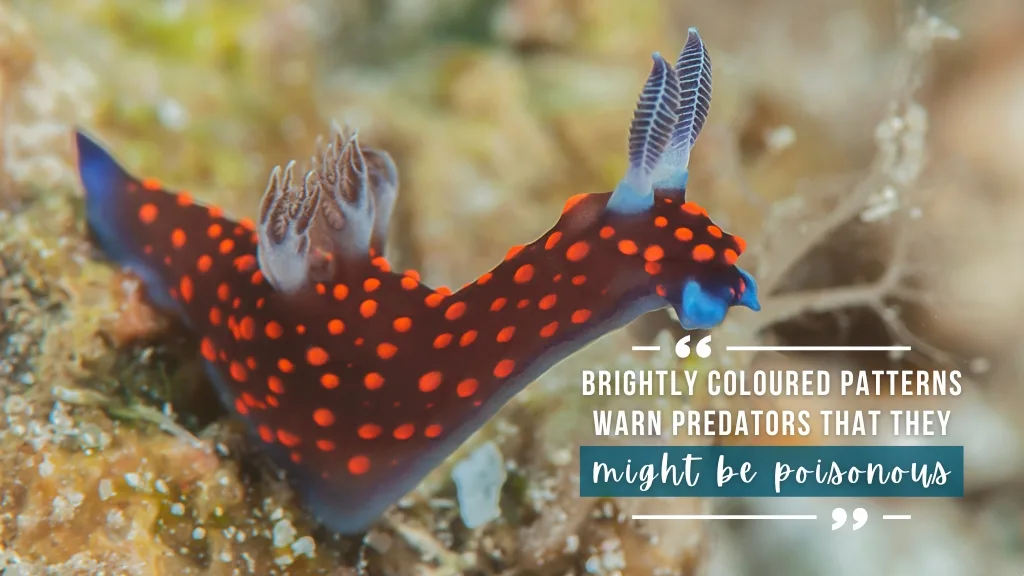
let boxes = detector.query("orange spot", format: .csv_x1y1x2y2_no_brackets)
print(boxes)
514,264,534,284
268,375,285,394
707,225,723,238
517,298,530,309
645,261,662,275
141,177,162,191
197,255,213,273
401,276,418,290
545,231,563,250
320,373,339,389
290,452,302,464
358,424,382,439
656,284,667,297
456,378,478,398
433,333,453,349
179,276,193,303
490,297,507,311
200,338,217,361
562,193,587,214
674,227,694,241
277,430,301,447
540,321,558,338
425,293,445,308
553,273,562,282
418,371,443,392
681,202,707,216
566,241,590,262
234,254,257,272
241,392,258,407
644,245,664,262
393,424,415,440
313,408,335,427
139,203,158,224
258,425,274,443
734,236,747,253
177,192,193,206
572,275,586,285
654,216,668,228
360,300,378,318
229,361,248,382
266,395,279,408
363,278,381,292
424,424,443,438
238,317,255,340
539,294,557,310
505,245,525,260
316,440,336,452
445,301,466,320
207,223,222,238
364,372,384,390
618,240,638,255
497,326,516,342
348,456,370,475
296,324,306,335
234,398,248,415
723,248,739,265
692,244,715,262
393,317,412,332
477,272,493,285
208,206,223,218
377,342,398,359
333,284,349,300
171,229,186,249
306,346,330,366
328,319,345,335
494,359,515,378
218,239,234,254
371,256,391,272
405,269,421,281
459,330,478,347
264,321,283,339
278,358,295,373
599,226,615,239
239,217,256,231
209,308,222,325
571,309,592,324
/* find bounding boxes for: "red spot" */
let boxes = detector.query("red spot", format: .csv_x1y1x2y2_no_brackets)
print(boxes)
209,308,222,326
179,276,193,303
313,408,335,427
514,264,534,283
393,317,412,332
360,300,378,318
348,456,371,475
393,424,415,440
364,372,384,390
425,293,445,308
197,255,213,273
459,330,478,347
545,231,562,250
358,424,381,439
490,297,507,311
723,248,738,265
456,378,478,398
234,254,257,272
405,269,421,281
377,343,398,359
654,216,668,228
562,193,586,213
437,286,453,296
539,294,557,310
497,326,516,342
219,239,235,254
239,217,256,232
675,228,694,241
333,284,349,300
433,334,453,349
277,429,301,447
141,177,162,190
229,361,248,382
371,256,391,272
171,229,186,249
258,425,274,443
707,225,723,238
505,245,525,260
207,223,222,238
445,301,466,320
306,347,329,366
572,309,592,324
238,317,255,340
234,398,248,415
734,236,747,253
278,358,295,373
645,261,662,275
265,321,283,339
692,244,715,262
245,357,257,370
618,240,638,255
316,439,335,452
566,241,589,262
419,371,443,392
477,272,493,285
644,245,664,262
208,206,223,218
540,321,558,338
517,299,530,309
364,278,381,292
328,319,345,335
268,375,285,394
494,359,515,378
177,191,193,206
321,373,339,389
401,276,418,290
424,424,443,438
139,203,158,224
200,338,217,361
681,202,707,216
599,226,615,239
572,275,586,285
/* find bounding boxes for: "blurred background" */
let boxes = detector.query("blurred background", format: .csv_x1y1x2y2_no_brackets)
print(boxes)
0,0,1022,574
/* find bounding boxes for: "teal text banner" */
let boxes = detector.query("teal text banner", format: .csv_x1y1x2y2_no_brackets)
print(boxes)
579,445,964,498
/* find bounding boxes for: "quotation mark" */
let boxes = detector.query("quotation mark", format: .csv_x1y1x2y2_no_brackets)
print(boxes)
675,335,712,359
831,507,868,530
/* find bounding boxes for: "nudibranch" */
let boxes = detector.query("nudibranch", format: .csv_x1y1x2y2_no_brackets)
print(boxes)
74,28,759,535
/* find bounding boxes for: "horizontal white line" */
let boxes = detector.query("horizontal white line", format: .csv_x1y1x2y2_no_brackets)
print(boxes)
882,514,912,520
632,514,818,521
725,345,912,352
631,345,662,351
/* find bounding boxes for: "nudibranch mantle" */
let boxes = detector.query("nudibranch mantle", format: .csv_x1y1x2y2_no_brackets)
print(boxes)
75,28,759,535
